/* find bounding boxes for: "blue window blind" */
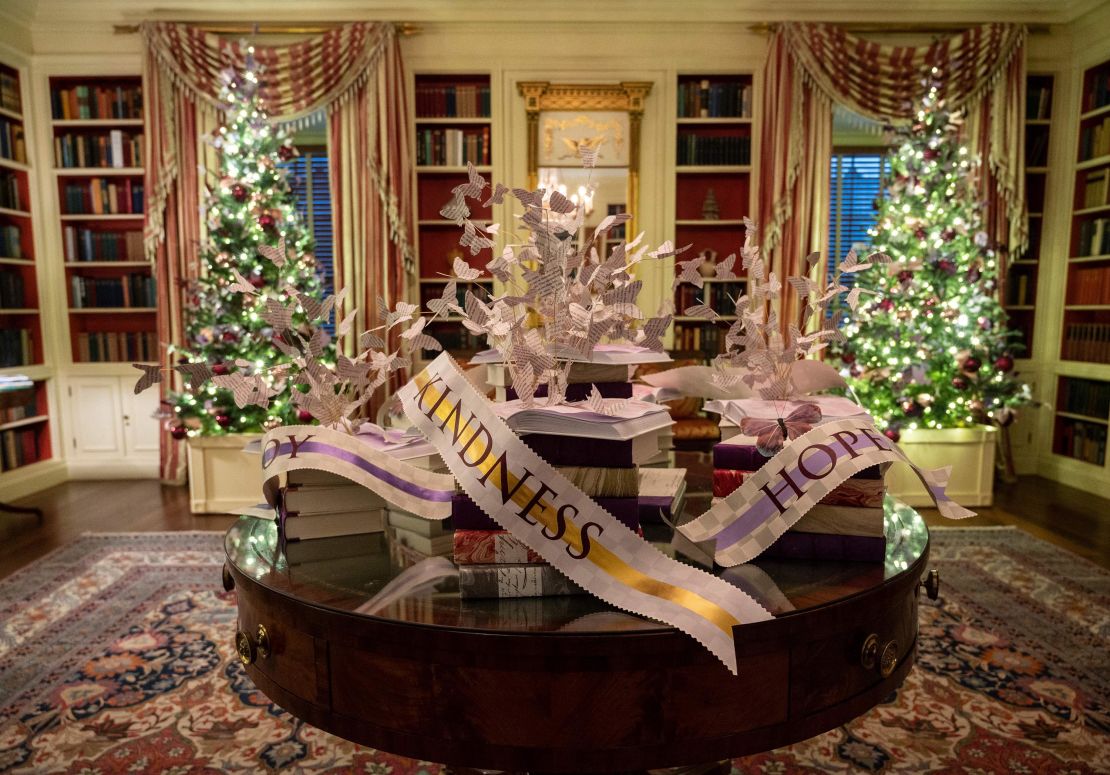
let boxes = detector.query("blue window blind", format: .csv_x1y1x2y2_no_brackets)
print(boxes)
827,152,888,291
283,150,334,299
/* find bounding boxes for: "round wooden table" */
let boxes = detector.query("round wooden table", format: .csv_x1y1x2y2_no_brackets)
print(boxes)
224,497,933,773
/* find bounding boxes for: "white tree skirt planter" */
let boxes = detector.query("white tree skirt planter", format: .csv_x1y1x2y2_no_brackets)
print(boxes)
885,425,997,507
186,433,263,514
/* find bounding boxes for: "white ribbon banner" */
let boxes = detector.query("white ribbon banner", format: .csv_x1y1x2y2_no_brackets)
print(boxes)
399,353,773,675
678,419,975,566
260,424,456,520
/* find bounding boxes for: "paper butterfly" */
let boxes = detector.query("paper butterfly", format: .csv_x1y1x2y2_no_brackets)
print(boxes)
131,363,162,394
739,402,822,457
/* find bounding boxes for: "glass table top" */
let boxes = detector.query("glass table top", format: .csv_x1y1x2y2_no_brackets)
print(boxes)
225,475,929,636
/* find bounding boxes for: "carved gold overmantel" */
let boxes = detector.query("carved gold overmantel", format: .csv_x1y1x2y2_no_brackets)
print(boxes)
517,81,652,237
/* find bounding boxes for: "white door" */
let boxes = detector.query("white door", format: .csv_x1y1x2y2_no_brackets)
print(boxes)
67,377,124,460
119,377,160,460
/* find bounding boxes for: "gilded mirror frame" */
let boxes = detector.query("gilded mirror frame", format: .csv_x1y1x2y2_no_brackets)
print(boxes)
517,81,652,239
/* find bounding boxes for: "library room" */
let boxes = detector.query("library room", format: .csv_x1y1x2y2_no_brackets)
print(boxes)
0,1,1107,772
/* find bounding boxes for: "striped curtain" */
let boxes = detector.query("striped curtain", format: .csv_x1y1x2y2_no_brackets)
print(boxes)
142,22,414,482
758,22,1027,329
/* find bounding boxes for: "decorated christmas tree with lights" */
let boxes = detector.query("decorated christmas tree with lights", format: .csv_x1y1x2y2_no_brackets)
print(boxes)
169,55,326,438
837,81,1029,439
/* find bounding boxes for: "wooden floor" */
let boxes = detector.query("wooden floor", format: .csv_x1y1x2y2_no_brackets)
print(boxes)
1,474,1107,581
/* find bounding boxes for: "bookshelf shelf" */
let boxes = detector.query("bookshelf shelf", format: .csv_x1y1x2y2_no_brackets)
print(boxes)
51,118,144,127
1080,102,1110,121
0,106,20,122
63,260,149,268
0,414,47,432
1074,203,1110,217
1056,409,1109,424
1076,154,1110,171
0,207,31,218
68,307,156,313
675,165,751,174
0,157,29,173
1064,304,1110,311
674,219,746,226
1007,304,1035,311
1026,119,1052,126
0,257,33,266
59,213,142,221
1069,254,1110,263
413,72,494,360
673,315,738,322
1026,166,1049,173
54,167,143,176
676,117,752,125
0,308,38,314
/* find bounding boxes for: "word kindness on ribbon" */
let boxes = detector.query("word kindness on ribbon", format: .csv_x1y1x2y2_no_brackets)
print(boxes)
678,420,975,566
260,424,456,520
399,353,773,675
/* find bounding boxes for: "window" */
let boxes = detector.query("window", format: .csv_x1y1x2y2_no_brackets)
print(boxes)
827,151,887,290
283,148,334,299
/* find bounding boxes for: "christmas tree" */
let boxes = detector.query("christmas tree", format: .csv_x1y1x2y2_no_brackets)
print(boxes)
170,53,327,438
837,79,1029,439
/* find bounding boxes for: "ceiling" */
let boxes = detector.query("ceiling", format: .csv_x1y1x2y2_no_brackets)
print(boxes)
2,0,1106,28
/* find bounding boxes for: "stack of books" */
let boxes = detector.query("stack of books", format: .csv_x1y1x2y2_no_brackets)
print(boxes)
282,469,388,541
706,396,887,562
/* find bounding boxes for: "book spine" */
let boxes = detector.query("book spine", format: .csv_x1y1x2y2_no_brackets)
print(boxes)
453,529,545,565
458,564,583,599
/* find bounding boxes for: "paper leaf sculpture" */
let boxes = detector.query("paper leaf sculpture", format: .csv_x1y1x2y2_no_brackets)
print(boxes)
134,239,432,434
674,218,887,401
433,162,680,407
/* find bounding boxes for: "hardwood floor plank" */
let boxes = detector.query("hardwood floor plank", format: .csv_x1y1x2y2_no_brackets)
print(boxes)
1,474,1106,581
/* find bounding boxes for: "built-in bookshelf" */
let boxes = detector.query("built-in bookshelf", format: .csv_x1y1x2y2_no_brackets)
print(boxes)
671,73,753,359
49,74,151,365
1052,55,1110,482
0,378,52,474
1006,73,1055,358
413,73,494,358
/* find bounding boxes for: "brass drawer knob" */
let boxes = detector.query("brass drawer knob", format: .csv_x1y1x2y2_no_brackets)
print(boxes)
880,640,898,678
860,633,879,671
235,629,256,666
256,624,271,659
920,568,940,600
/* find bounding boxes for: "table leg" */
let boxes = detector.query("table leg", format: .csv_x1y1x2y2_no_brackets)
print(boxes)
0,502,43,523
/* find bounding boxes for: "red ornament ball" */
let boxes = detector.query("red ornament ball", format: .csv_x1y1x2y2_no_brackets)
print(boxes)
936,259,957,275
994,355,1014,373
216,413,232,428
212,362,229,376
883,428,901,443
221,330,238,343
963,356,982,373
170,425,188,440
902,400,924,418
278,145,294,161
249,273,266,289
840,351,856,365
914,227,927,240
297,409,314,423
923,147,939,160
230,183,248,202
951,376,969,390
258,213,276,231
877,299,895,313
897,270,914,283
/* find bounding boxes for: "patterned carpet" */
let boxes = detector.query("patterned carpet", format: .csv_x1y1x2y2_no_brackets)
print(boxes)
0,528,1107,774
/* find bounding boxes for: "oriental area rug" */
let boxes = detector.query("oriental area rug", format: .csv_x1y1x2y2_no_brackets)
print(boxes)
0,528,1107,774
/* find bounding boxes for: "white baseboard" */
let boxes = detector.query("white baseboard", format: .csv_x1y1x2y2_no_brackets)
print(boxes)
67,460,159,479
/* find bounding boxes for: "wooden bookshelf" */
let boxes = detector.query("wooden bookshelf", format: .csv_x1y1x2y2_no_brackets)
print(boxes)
1005,73,1055,359
49,74,154,365
413,73,494,359
670,72,753,359
0,379,52,475
1051,55,1110,483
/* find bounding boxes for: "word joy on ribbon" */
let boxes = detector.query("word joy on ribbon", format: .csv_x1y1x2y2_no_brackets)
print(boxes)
399,352,772,675
678,418,976,566
260,424,456,520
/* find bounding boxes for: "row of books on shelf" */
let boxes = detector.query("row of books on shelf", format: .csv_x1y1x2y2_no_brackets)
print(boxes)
0,328,33,368
62,179,143,216
1062,322,1110,364
676,134,751,166
1026,84,1052,120
673,321,725,354
0,72,20,114
1084,71,1110,113
1059,378,1110,419
1025,130,1049,168
0,174,23,211
0,225,23,258
1079,117,1110,162
1055,419,1107,466
0,118,26,164
415,127,490,167
0,426,42,472
0,392,37,424
415,84,490,119
63,226,143,263
1083,169,1110,209
54,131,142,169
51,84,142,121
677,80,752,119
1076,217,1110,257
1005,272,1035,306
423,324,484,356
70,273,155,308
1067,265,1110,305
77,331,158,363
675,281,744,310
0,268,25,308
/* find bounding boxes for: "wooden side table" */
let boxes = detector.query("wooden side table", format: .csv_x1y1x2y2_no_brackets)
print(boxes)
224,496,933,773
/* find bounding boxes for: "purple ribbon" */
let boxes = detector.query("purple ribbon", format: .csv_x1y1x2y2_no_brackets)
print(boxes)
266,440,454,503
